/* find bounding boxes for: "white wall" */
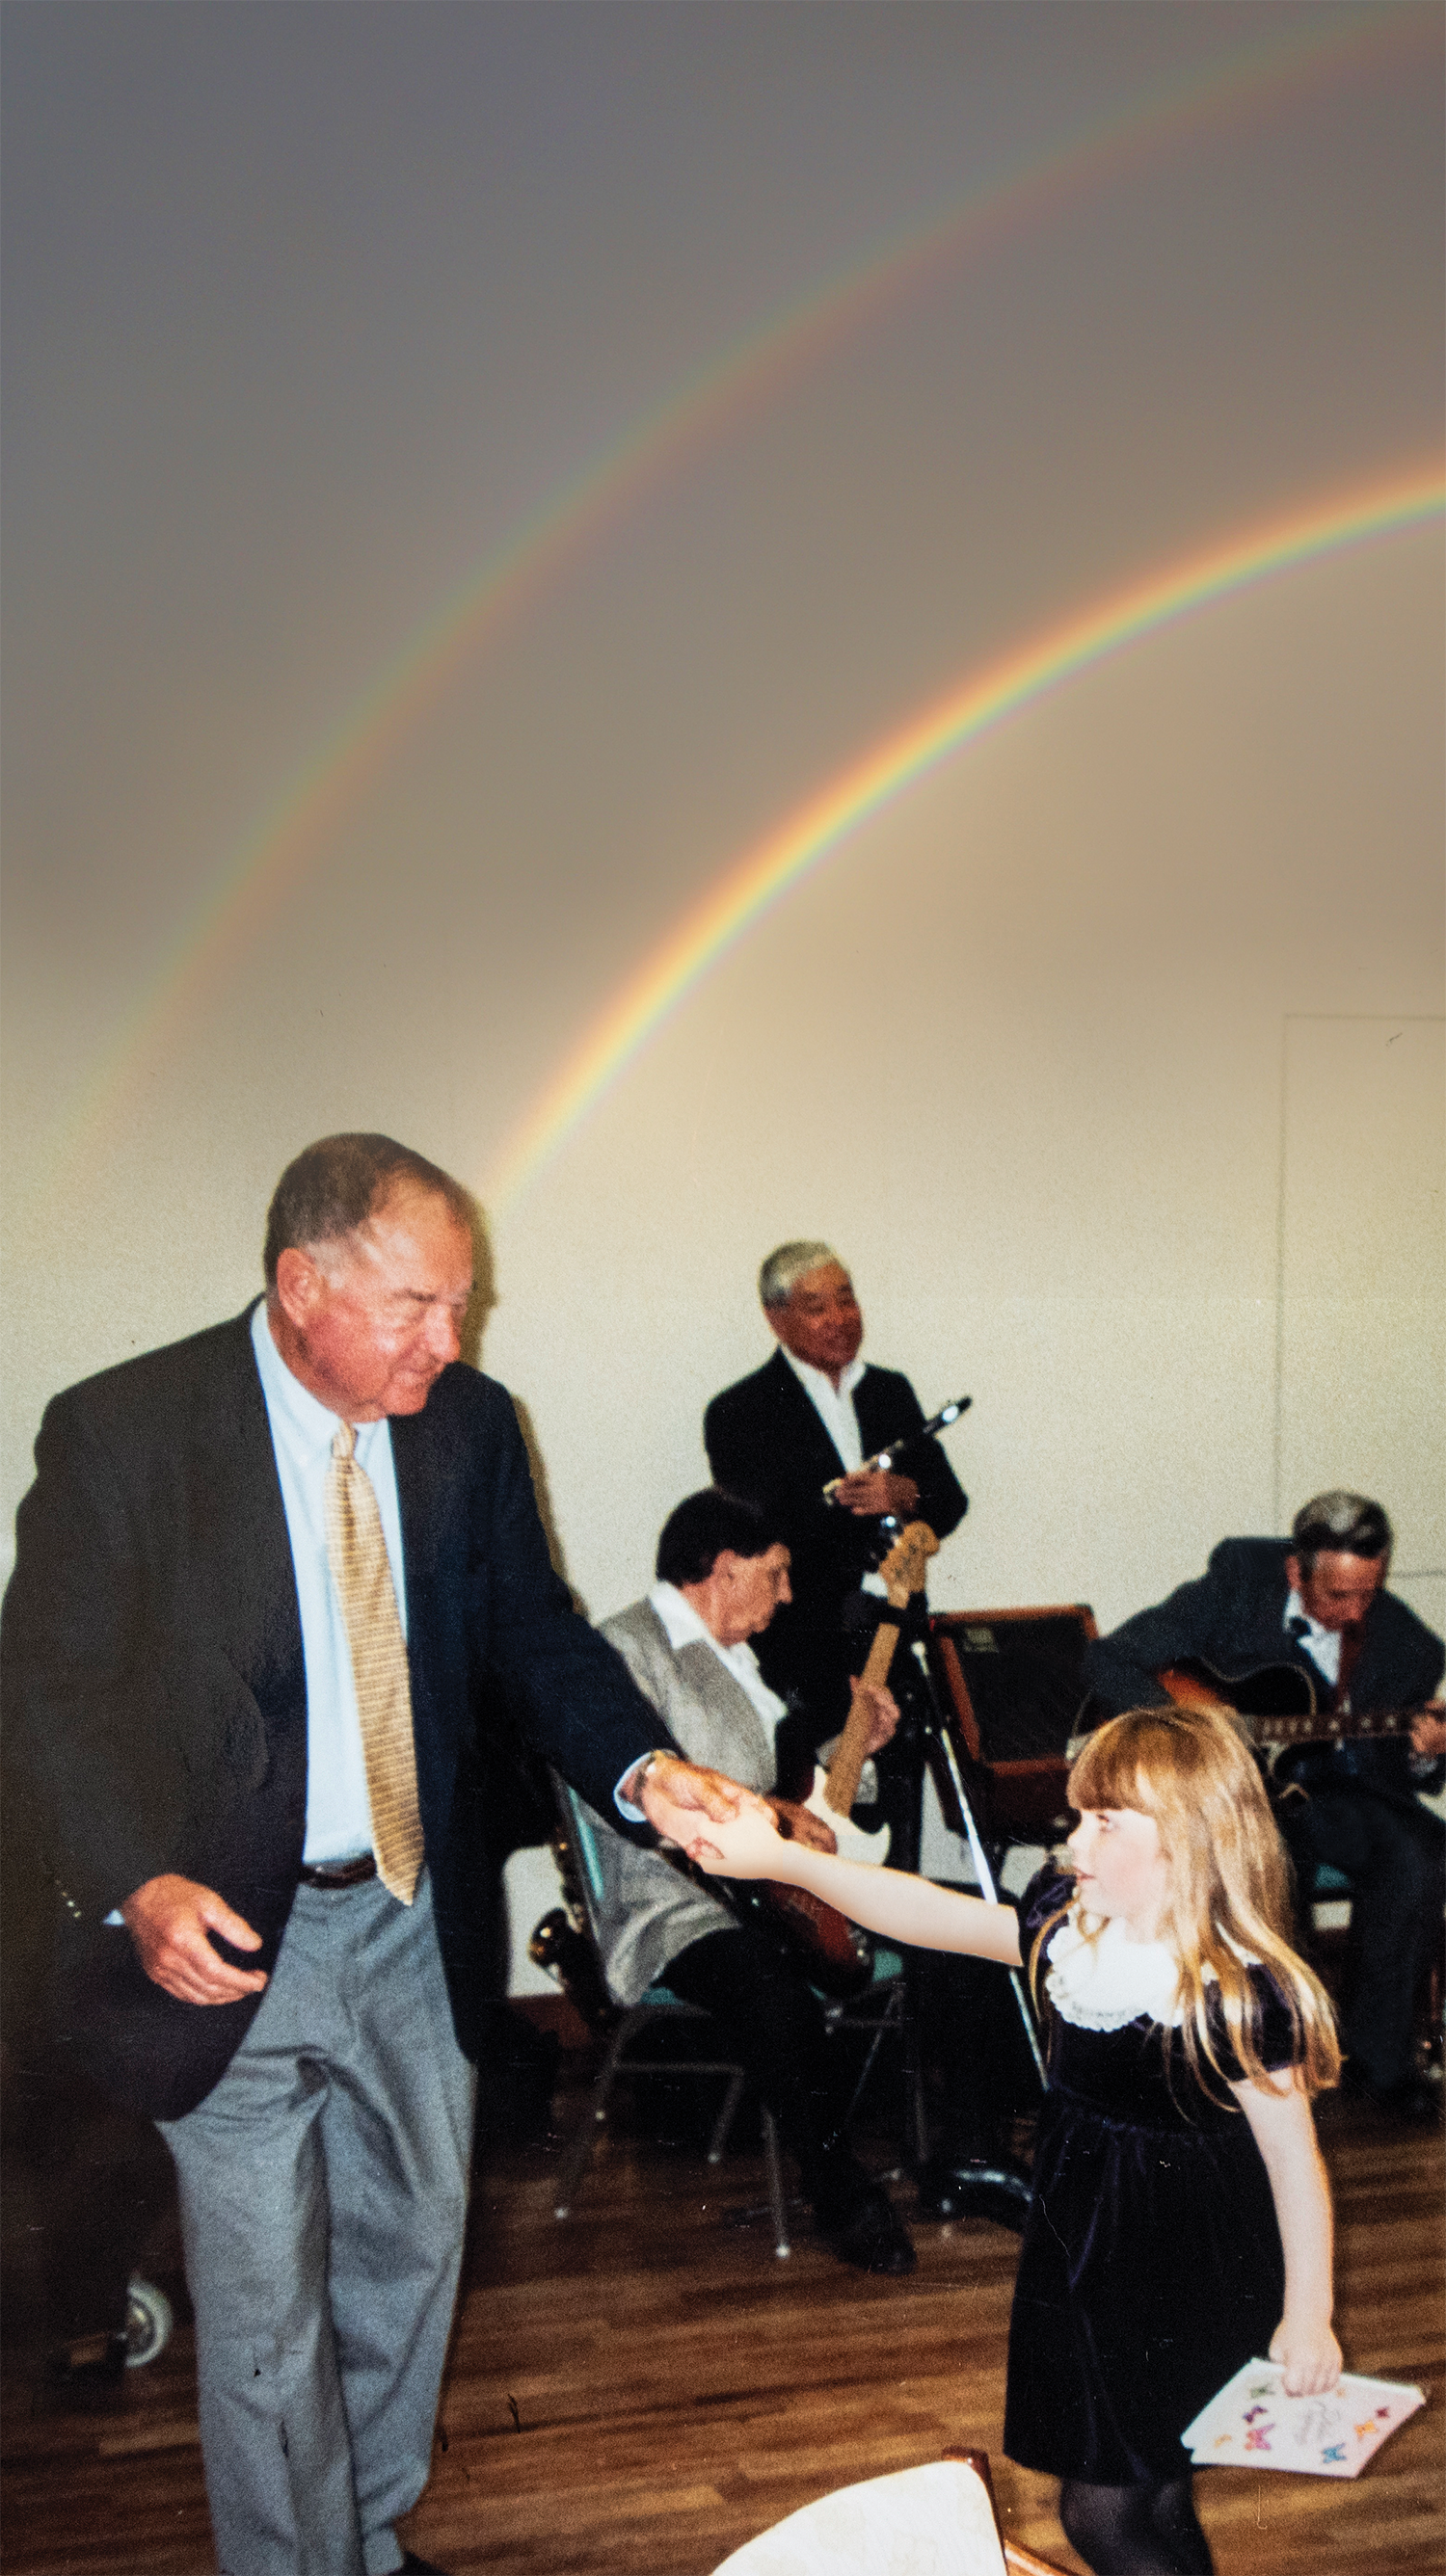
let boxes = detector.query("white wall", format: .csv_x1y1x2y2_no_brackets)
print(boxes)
4,545,1442,1994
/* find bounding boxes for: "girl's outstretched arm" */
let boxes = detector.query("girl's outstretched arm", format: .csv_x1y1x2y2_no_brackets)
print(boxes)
645,1787,1023,1967
1232,2070,1340,2397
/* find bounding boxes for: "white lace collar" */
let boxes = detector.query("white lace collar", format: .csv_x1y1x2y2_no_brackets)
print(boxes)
1044,1905,1185,2032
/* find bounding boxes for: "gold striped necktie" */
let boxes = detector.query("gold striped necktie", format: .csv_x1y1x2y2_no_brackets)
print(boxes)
325,1421,424,1904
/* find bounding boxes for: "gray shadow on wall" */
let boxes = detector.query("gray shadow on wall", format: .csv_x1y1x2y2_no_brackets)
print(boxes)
454,1191,581,1608
456,1193,498,1369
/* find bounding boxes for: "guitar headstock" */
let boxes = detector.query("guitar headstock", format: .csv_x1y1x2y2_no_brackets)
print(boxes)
877,1519,939,1608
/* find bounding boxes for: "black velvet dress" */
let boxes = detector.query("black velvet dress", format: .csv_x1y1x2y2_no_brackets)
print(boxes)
1004,1870,1297,2485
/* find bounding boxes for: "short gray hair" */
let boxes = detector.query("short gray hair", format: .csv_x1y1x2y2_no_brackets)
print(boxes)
759,1240,843,1310
1290,1490,1393,1573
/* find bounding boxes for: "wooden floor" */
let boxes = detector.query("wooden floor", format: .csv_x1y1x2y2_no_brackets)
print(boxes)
3,2069,1442,2576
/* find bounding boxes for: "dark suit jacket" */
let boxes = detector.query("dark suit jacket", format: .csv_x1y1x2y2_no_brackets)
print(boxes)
704,1350,967,1735
1082,1536,1444,1800
0,1307,662,2120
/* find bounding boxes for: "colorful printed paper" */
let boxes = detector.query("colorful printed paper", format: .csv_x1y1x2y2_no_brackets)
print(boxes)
1181,2361,1424,2478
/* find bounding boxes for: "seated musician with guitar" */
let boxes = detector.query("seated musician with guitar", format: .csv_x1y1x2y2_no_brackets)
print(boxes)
1082,1491,1446,2122
593,1488,918,2273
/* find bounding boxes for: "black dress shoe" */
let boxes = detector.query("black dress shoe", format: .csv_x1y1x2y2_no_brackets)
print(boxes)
44,2330,129,2385
34,2332,130,2416
915,2154,1033,2231
398,2555,453,2576
823,2191,917,2276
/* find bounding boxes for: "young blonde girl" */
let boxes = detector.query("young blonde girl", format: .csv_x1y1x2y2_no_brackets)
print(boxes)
655,1706,1341,2576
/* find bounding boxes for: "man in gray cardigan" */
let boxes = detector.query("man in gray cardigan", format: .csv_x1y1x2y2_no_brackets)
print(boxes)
591,1488,916,2273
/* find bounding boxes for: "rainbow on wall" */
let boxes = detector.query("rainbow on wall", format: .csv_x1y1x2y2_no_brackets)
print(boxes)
486,463,1445,1208
49,2,1433,1178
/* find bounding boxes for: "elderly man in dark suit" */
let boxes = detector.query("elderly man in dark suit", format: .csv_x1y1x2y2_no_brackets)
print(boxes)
704,1242,967,1752
1,1134,754,2576
1084,1490,1446,2122
590,1487,914,2275
704,1246,1033,2227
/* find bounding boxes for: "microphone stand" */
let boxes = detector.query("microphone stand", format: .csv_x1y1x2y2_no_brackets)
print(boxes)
854,1548,1042,2217
821,1397,971,1505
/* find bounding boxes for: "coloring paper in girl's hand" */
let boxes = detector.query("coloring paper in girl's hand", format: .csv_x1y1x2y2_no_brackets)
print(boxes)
1181,2362,1424,2477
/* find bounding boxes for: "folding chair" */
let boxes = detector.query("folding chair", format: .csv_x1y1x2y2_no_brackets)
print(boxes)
543,1772,792,2255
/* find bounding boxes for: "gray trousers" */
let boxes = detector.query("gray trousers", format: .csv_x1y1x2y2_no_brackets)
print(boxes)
160,1872,475,2576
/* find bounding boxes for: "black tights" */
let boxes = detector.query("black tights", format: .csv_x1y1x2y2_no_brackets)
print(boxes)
1058,2477,1213,2576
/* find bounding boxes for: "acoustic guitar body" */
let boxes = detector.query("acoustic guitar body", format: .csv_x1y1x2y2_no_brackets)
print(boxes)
1158,1659,1317,1724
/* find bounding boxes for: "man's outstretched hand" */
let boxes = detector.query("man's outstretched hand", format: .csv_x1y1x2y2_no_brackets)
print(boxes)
120,1874,267,2005
851,1681,900,1755
1409,1701,1446,1761
632,1750,772,1836
644,1791,790,1879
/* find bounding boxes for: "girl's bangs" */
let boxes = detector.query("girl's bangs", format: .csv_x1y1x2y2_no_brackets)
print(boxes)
1066,1726,1151,1817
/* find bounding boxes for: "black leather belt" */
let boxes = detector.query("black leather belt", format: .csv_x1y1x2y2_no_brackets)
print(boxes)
297,1853,377,1890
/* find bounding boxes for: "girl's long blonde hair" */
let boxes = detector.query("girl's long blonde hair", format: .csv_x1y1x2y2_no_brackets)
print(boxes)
1032,1706,1340,2101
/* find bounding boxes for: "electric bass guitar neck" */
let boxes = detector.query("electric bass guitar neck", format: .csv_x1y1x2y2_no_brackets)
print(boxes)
758,1519,940,1995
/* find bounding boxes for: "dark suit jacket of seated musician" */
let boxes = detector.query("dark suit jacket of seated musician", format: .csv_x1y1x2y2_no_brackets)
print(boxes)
704,1350,966,1756
1082,1535,1444,1800
1083,1532,1444,2111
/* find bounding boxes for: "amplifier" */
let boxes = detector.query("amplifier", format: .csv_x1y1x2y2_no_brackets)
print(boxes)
927,1604,1097,1840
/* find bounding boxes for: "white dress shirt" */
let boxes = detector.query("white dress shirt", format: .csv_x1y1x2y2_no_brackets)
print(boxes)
779,1342,868,1469
1284,1585,1343,1689
251,1301,408,1864
778,1343,888,1599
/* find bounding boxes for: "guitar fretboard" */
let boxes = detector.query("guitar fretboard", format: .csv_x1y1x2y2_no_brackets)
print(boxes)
1252,1707,1413,1749
1156,1661,1430,1755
